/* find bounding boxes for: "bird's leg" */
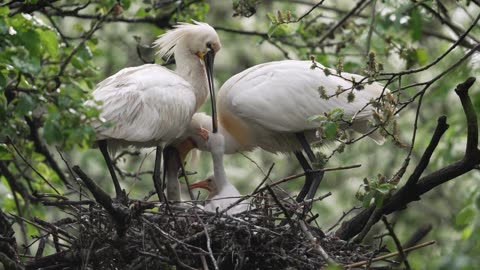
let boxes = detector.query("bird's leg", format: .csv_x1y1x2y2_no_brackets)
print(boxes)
98,140,126,202
175,138,200,201
295,133,325,201
164,146,181,201
294,151,313,203
153,146,164,202
175,149,195,201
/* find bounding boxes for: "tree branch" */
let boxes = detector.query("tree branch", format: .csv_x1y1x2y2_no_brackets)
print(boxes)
72,166,130,237
336,77,480,241
26,118,70,187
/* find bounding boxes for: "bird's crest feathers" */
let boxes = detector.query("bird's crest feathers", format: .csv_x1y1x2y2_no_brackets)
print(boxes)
153,21,214,60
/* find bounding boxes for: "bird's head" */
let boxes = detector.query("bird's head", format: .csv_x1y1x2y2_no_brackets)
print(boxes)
153,21,221,64
183,112,213,150
189,176,218,197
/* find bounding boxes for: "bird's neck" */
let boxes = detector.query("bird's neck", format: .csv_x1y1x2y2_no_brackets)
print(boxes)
211,148,229,192
174,46,209,111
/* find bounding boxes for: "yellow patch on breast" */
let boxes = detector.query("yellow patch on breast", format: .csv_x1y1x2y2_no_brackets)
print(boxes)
219,108,252,149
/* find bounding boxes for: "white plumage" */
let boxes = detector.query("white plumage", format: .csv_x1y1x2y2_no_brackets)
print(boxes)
185,60,389,202
85,22,221,200
189,132,248,214
190,60,387,154
90,65,195,149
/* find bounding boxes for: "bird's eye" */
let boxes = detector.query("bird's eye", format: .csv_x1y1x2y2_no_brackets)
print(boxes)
206,42,212,49
207,179,212,182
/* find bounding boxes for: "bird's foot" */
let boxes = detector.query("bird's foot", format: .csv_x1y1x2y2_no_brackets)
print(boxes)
196,127,209,141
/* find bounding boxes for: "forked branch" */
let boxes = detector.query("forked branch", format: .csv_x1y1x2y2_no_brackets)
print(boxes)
336,77,480,241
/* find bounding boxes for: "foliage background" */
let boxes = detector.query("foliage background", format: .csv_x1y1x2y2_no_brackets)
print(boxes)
1,0,480,269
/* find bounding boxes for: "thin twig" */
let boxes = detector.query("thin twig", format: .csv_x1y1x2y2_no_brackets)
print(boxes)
382,216,411,270
345,240,435,268
299,220,334,265
9,141,60,194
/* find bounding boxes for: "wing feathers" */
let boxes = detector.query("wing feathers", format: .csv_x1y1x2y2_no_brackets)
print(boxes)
220,60,387,134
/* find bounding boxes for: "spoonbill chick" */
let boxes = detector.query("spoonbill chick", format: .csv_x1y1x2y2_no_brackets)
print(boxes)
186,60,390,202
86,22,221,201
189,131,249,214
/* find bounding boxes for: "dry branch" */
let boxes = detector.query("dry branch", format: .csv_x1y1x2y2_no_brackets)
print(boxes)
345,240,436,268
72,165,130,237
336,77,480,241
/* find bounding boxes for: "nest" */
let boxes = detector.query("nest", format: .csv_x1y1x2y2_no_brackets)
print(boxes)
8,164,387,270
23,199,375,270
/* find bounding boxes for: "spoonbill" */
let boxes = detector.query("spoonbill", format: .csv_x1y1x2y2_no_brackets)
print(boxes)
189,131,249,214
184,60,389,202
86,22,221,201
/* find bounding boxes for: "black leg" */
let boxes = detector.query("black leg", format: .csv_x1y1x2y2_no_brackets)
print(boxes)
98,140,125,200
294,151,313,203
295,133,325,201
175,149,195,200
163,146,183,201
153,146,163,202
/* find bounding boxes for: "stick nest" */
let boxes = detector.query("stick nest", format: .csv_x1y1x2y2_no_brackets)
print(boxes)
19,188,376,270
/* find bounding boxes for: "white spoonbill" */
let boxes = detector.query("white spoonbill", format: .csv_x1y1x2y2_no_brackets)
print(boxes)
86,22,221,201
185,60,390,202
189,131,249,214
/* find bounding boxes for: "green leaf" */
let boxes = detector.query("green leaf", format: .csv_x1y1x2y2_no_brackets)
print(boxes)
374,193,385,207
363,191,373,208
43,119,62,144
11,55,41,74
456,206,476,226
268,24,293,38
135,7,147,17
78,44,93,60
409,9,422,41
0,144,12,161
324,121,337,139
0,72,6,87
38,29,59,57
0,92,7,115
18,29,41,57
15,94,35,115
461,225,473,240
329,108,344,120
36,162,52,179
120,0,131,9
0,6,10,16
416,48,428,66
376,183,392,194
308,114,328,122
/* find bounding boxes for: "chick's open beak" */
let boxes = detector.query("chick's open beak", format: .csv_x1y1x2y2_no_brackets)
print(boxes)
189,179,211,192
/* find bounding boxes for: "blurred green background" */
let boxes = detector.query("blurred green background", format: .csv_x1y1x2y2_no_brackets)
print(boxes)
1,0,480,269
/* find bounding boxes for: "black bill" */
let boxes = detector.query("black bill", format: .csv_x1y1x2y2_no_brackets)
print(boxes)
204,49,217,133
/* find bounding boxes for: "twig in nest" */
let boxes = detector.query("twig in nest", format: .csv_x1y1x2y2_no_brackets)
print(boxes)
266,184,294,227
193,211,219,270
327,206,361,232
299,220,334,265
251,163,275,194
344,240,435,268
382,215,411,270
396,224,432,262
72,166,130,237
